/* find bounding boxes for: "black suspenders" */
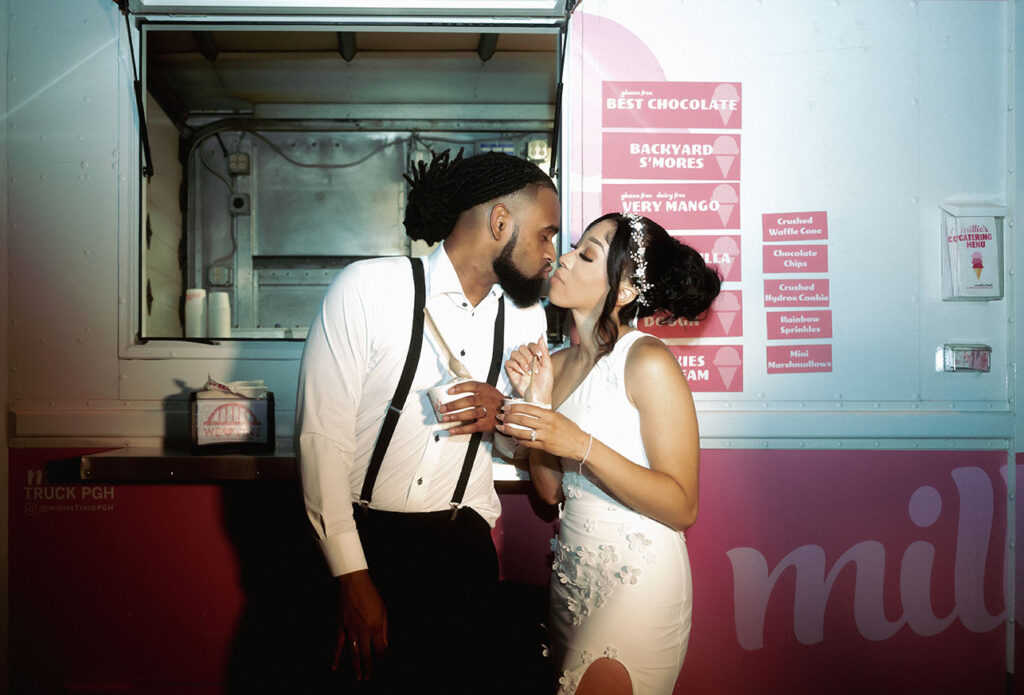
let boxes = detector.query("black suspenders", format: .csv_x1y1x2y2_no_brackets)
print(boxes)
358,257,426,509
450,298,504,518
358,256,506,519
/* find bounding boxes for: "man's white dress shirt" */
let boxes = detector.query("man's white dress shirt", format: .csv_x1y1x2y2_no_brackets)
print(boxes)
296,244,547,577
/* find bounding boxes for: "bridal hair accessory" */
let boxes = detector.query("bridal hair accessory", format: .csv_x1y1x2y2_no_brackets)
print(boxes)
625,213,652,306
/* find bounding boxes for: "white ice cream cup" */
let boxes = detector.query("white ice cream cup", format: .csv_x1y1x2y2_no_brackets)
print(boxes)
495,398,550,459
428,378,474,425
501,397,550,432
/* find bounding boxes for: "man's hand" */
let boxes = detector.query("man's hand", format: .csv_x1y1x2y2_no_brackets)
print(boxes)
440,381,504,436
335,569,388,681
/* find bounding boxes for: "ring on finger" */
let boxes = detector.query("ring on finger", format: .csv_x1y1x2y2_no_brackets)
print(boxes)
530,430,537,442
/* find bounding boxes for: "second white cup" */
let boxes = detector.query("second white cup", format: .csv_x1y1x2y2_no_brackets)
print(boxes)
428,378,474,426
501,397,551,432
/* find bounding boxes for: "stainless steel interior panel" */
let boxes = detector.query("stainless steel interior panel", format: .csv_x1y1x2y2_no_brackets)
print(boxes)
142,21,561,340
253,132,407,257
255,274,342,331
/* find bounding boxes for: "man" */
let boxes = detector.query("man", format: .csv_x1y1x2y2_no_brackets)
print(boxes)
296,149,559,693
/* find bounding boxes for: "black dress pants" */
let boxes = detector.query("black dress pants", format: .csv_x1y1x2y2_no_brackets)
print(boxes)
352,505,499,695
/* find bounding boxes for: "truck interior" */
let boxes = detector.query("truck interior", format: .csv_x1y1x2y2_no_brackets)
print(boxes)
140,22,564,339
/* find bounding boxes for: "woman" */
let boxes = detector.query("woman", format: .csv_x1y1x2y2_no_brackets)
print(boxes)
497,212,721,695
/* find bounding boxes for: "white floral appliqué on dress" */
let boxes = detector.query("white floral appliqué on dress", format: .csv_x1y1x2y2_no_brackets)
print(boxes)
548,331,692,695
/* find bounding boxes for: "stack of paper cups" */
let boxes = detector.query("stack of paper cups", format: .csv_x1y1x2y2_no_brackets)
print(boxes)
208,291,231,338
184,288,207,338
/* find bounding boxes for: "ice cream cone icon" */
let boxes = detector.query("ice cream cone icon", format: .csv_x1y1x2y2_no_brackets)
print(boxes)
712,346,742,390
712,135,739,178
971,252,983,279
711,184,739,227
713,292,741,335
712,83,740,127
711,236,741,281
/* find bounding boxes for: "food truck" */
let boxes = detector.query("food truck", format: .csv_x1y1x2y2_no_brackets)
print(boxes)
2,0,1021,692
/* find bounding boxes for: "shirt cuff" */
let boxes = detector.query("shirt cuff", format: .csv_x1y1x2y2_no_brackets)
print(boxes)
319,530,368,577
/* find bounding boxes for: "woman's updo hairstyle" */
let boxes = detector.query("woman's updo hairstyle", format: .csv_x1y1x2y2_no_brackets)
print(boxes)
590,212,722,360
403,148,556,244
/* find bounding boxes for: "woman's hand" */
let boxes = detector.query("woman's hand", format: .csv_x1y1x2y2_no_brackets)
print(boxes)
497,402,590,461
504,334,554,404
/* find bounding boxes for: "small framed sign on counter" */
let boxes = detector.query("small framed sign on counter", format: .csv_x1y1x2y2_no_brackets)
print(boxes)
189,383,275,454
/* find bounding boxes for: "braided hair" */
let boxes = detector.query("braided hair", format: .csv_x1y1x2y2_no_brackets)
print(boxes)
403,149,557,244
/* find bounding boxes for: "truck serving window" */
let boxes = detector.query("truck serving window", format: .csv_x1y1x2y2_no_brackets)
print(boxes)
138,18,565,341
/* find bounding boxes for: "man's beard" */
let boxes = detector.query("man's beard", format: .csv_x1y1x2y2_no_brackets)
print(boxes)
493,227,546,308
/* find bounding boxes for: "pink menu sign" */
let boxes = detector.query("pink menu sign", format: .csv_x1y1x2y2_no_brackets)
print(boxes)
641,290,743,339
603,81,742,129
762,211,828,241
603,133,741,181
669,345,743,392
767,310,833,340
766,344,833,374
763,244,828,273
678,234,741,282
764,279,830,307
604,183,740,230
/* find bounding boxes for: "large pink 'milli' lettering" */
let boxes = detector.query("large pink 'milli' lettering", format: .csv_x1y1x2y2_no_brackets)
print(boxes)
726,466,1005,650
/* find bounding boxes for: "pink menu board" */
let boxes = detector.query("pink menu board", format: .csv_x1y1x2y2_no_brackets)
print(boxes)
763,244,828,274
669,345,744,392
679,234,741,282
766,344,834,374
603,81,742,129
767,310,833,340
764,279,830,308
598,75,744,393
641,290,743,339
602,133,741,180
762,211,829,242
603,183,741,230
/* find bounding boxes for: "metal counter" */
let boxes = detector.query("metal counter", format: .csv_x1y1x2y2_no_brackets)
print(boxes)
78,448,532,491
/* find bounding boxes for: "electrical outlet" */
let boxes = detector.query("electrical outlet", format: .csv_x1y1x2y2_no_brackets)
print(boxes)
228,152,250,176
208,265,232,286
228,193,250,216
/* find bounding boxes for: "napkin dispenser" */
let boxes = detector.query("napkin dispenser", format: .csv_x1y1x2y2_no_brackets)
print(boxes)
189,379,275,454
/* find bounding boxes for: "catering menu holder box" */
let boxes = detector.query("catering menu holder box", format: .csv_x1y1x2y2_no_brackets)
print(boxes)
939,202,1005,301
189,382,275,455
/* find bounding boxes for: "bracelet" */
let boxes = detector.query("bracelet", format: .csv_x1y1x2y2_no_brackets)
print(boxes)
578,433,594,475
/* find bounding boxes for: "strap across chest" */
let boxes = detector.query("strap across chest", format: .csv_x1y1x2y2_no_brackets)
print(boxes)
359,257,506,519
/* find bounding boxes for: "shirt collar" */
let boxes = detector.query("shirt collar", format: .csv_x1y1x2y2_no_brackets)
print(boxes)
426,243,504,303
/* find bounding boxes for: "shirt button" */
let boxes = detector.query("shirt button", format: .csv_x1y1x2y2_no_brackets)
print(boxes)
417,477,423,486
434,434,440,442
460,349,466,356
462,302,468,307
